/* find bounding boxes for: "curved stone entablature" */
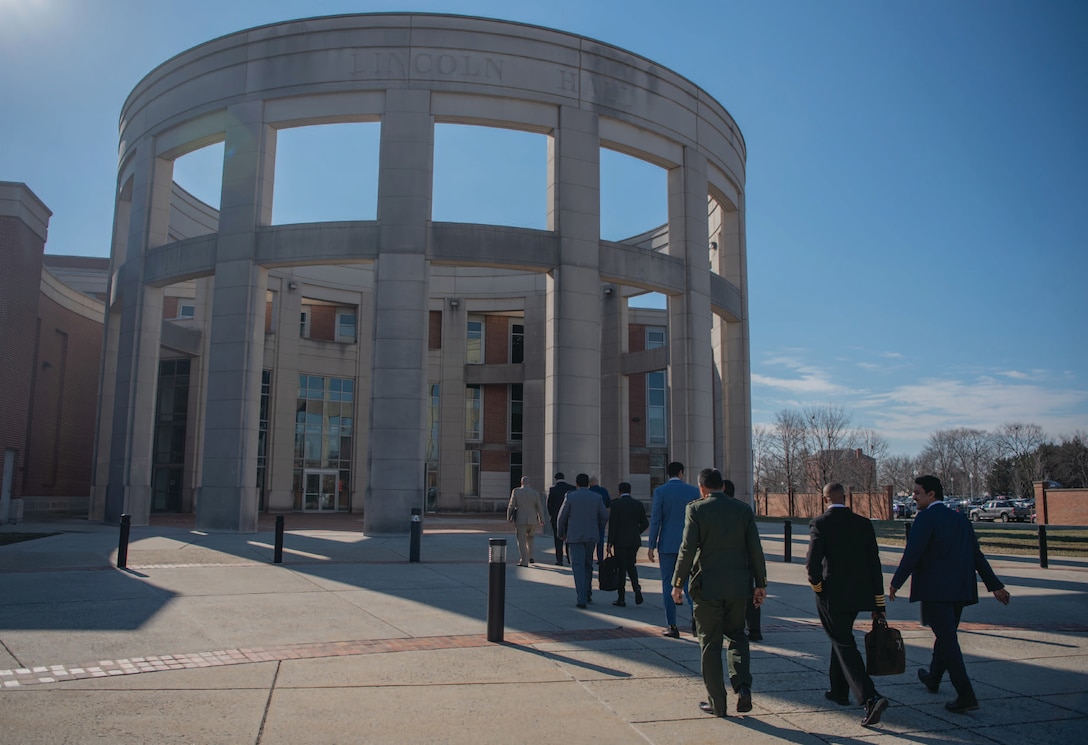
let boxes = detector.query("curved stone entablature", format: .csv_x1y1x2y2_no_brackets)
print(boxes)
97,13,751,535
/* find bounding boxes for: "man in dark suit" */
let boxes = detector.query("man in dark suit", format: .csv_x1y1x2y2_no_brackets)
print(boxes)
890,475,1011,713
556,473,608,608
606,482,648,607
547,473,575,565
806,482,890,727
672,468,767,718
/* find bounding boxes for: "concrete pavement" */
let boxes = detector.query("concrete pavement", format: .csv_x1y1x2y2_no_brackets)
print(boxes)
1,514,1086,744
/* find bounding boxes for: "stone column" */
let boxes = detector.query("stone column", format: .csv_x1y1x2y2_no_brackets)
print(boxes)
267,277,302,511
103,141,169,525
666,147,714,473
599,284,629,495
366,89,432,533
521,292,547,494
437,298,467,510
195,101,273,532
712,201,752,503
544,106,602,480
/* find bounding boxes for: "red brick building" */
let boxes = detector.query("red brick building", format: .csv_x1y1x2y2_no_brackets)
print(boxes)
0,182,107,520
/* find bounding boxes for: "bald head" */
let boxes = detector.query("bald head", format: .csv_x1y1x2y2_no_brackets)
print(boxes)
823,482,846,504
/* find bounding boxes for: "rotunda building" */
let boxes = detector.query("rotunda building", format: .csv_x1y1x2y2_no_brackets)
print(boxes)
91,13,751,533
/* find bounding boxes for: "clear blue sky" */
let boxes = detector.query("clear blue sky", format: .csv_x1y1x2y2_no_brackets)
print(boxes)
2,0,1085,456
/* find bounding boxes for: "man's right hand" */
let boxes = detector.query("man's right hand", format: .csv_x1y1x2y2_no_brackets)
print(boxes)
647,549,656,563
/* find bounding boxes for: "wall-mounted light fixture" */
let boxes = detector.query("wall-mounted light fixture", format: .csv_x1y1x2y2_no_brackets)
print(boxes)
287,281,299,291
449,298,459,308
709,241,718,251
603,286,613,296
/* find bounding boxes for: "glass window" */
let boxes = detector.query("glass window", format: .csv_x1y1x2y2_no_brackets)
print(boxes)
300,306,312,338
466,315,484,364
509,383,523,441
647,370,667,445
178,302,195,319
336,309,356,343
465,385,482,441
465,450,480,496
293,374,355,510
646,326,666,350
511,323,524,364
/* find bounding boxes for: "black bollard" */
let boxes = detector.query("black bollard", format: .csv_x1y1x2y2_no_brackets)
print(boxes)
274,514,284,564
783,520,792,563
905,521,912,541
117,514,131,569
1039,525,1049,569
410,508,422,563
487,538,507,642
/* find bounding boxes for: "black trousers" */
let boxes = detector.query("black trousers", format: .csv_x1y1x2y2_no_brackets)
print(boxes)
613,546,640,600
550,517,566,563
815,595,877,704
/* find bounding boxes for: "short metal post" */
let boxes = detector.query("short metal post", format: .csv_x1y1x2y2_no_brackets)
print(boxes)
905,521,912,541
274,514,284,564
487,538,507,642
783,520,792,563
117,514,131,569
410,508,422,563
1039,524,1048,569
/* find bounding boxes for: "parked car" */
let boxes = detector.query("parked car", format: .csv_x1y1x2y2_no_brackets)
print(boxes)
969,499,1033,523
892,499,916,519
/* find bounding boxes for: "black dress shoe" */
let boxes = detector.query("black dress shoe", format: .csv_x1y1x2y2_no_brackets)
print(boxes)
824,690,850,706
747,631,763,642
730,675,740,694
861,695,889,726
613,599,626,607
736,687,753,713
662,625,680,638
698,701,726,717
945,696,979,713
917,668,939,693
634,588,644,605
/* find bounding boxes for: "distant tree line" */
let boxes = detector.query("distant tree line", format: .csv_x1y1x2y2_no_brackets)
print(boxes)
755,408,1088,499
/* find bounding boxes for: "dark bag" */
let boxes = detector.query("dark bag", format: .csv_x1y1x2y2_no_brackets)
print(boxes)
865,616,906,676
598,554,621,591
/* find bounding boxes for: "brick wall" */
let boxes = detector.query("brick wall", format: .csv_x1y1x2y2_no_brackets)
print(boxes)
1036,482,1088,526
757,488,893,520
428,310,441,349
0,216,45,499
484,315,508,364
24,293,103,497
309,305,337,341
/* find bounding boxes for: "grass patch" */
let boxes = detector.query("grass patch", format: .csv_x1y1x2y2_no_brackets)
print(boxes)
0,532,58,547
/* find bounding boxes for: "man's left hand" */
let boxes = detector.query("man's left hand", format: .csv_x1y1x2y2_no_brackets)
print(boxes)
753,587,767,608
671,587,684,604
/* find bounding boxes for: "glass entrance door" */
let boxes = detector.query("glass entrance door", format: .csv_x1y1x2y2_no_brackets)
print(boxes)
303,469,339,511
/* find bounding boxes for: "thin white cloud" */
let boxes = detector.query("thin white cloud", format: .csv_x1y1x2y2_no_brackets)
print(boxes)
997,370,1031,380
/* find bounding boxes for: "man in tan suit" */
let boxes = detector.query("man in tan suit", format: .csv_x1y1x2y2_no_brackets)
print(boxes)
508,477,545,566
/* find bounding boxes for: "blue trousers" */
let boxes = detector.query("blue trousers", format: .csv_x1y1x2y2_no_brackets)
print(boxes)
659,552,692,627
922,600,972,696
567,542,596,606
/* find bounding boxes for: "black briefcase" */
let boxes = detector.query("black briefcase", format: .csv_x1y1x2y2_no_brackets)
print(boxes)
598,555,621,591
865,617,906,676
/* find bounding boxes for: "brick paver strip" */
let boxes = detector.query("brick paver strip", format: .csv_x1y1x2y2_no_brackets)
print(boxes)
3,619,1084,689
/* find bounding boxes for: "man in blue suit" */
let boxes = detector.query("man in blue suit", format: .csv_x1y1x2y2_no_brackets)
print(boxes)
890,475,1011,713
647,461,701,638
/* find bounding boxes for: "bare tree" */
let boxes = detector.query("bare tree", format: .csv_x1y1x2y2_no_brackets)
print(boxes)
803,404,853,493
948,428,994,498
771,408,806,494
919,430,958,493
752,424,774,495
879,454,917,496
994,422,1047,496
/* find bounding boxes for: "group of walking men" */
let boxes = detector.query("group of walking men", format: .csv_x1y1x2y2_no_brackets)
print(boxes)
510,465,1010,727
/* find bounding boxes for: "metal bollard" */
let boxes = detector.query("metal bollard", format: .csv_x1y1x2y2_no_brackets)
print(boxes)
410,508,422,563
117,514,131,569
783,520,792,563
487,538,507,642
905,521,912,541
274,514,284,564
1039,525,1049,569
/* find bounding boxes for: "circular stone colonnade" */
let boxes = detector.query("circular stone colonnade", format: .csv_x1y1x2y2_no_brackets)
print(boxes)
91,13,751,534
